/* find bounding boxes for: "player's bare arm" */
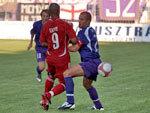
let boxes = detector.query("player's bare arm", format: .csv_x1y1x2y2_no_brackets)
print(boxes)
27,33,35,51
69,39,83,52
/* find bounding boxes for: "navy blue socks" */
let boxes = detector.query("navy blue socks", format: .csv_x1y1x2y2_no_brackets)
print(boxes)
64,77,74,104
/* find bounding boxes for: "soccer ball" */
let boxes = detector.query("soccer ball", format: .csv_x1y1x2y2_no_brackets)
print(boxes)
98,62,112,77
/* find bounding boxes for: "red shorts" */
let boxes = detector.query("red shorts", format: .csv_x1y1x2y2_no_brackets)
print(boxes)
46,62,70,84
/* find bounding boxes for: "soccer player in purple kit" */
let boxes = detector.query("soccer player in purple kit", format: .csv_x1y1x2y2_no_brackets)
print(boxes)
27,9,50,83
58,11,104,110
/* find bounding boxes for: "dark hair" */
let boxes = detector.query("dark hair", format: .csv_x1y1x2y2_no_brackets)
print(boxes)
49,3,60,16
40,9,50,16
80,11,92,22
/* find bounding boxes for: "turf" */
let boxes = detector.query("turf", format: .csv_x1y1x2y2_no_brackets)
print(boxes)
0,39,150,113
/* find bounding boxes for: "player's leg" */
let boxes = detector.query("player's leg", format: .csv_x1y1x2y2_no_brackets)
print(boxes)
41,77,54,109
58,64,85,110
40,64,55,110
47,64,68,99
42,78,65,111
44,75,54,93
41,77,64,111
65,64,85,103
44,65,55,93
81,59,104,110
36,47,47,82
46,75,65,100
83,77,104,110
36,61,45,82
38,61,45,71
41,64,67,111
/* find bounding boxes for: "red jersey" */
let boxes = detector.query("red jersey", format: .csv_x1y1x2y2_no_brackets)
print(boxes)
40,18,76,66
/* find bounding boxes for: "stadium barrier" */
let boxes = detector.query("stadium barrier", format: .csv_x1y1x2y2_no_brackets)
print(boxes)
0,21,150,42
0,21,33,40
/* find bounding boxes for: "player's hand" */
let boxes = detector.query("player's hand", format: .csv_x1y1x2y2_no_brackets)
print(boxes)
27,43,32,51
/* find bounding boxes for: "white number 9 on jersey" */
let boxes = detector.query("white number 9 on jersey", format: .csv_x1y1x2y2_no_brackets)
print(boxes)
52,32,59,49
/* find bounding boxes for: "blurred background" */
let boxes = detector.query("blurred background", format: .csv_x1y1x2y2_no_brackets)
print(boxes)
0,0,150,41
0,0,149,23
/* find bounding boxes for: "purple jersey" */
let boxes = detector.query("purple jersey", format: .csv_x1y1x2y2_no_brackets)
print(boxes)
31,20,48,62
77,26,100,62
78,26,101,81
30,20,43,47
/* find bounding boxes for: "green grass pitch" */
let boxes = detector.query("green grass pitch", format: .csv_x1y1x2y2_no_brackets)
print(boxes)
0,39,150,113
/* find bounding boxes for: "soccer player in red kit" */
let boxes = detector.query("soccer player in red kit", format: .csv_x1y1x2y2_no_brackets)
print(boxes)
39,3,78,111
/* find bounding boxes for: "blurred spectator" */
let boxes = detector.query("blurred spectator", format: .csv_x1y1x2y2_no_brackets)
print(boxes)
140,0,146,17
140,0,150,23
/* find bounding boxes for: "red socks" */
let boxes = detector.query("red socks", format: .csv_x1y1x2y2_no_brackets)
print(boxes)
51,83,65,96
44,76,54,93
44,76,65,100
47,83,65,99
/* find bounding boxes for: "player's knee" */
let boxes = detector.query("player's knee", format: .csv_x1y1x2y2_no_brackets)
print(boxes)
39,65,45,71
63,70,71,77
38,62,45,71
83,82,89,89
83,80,92,89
